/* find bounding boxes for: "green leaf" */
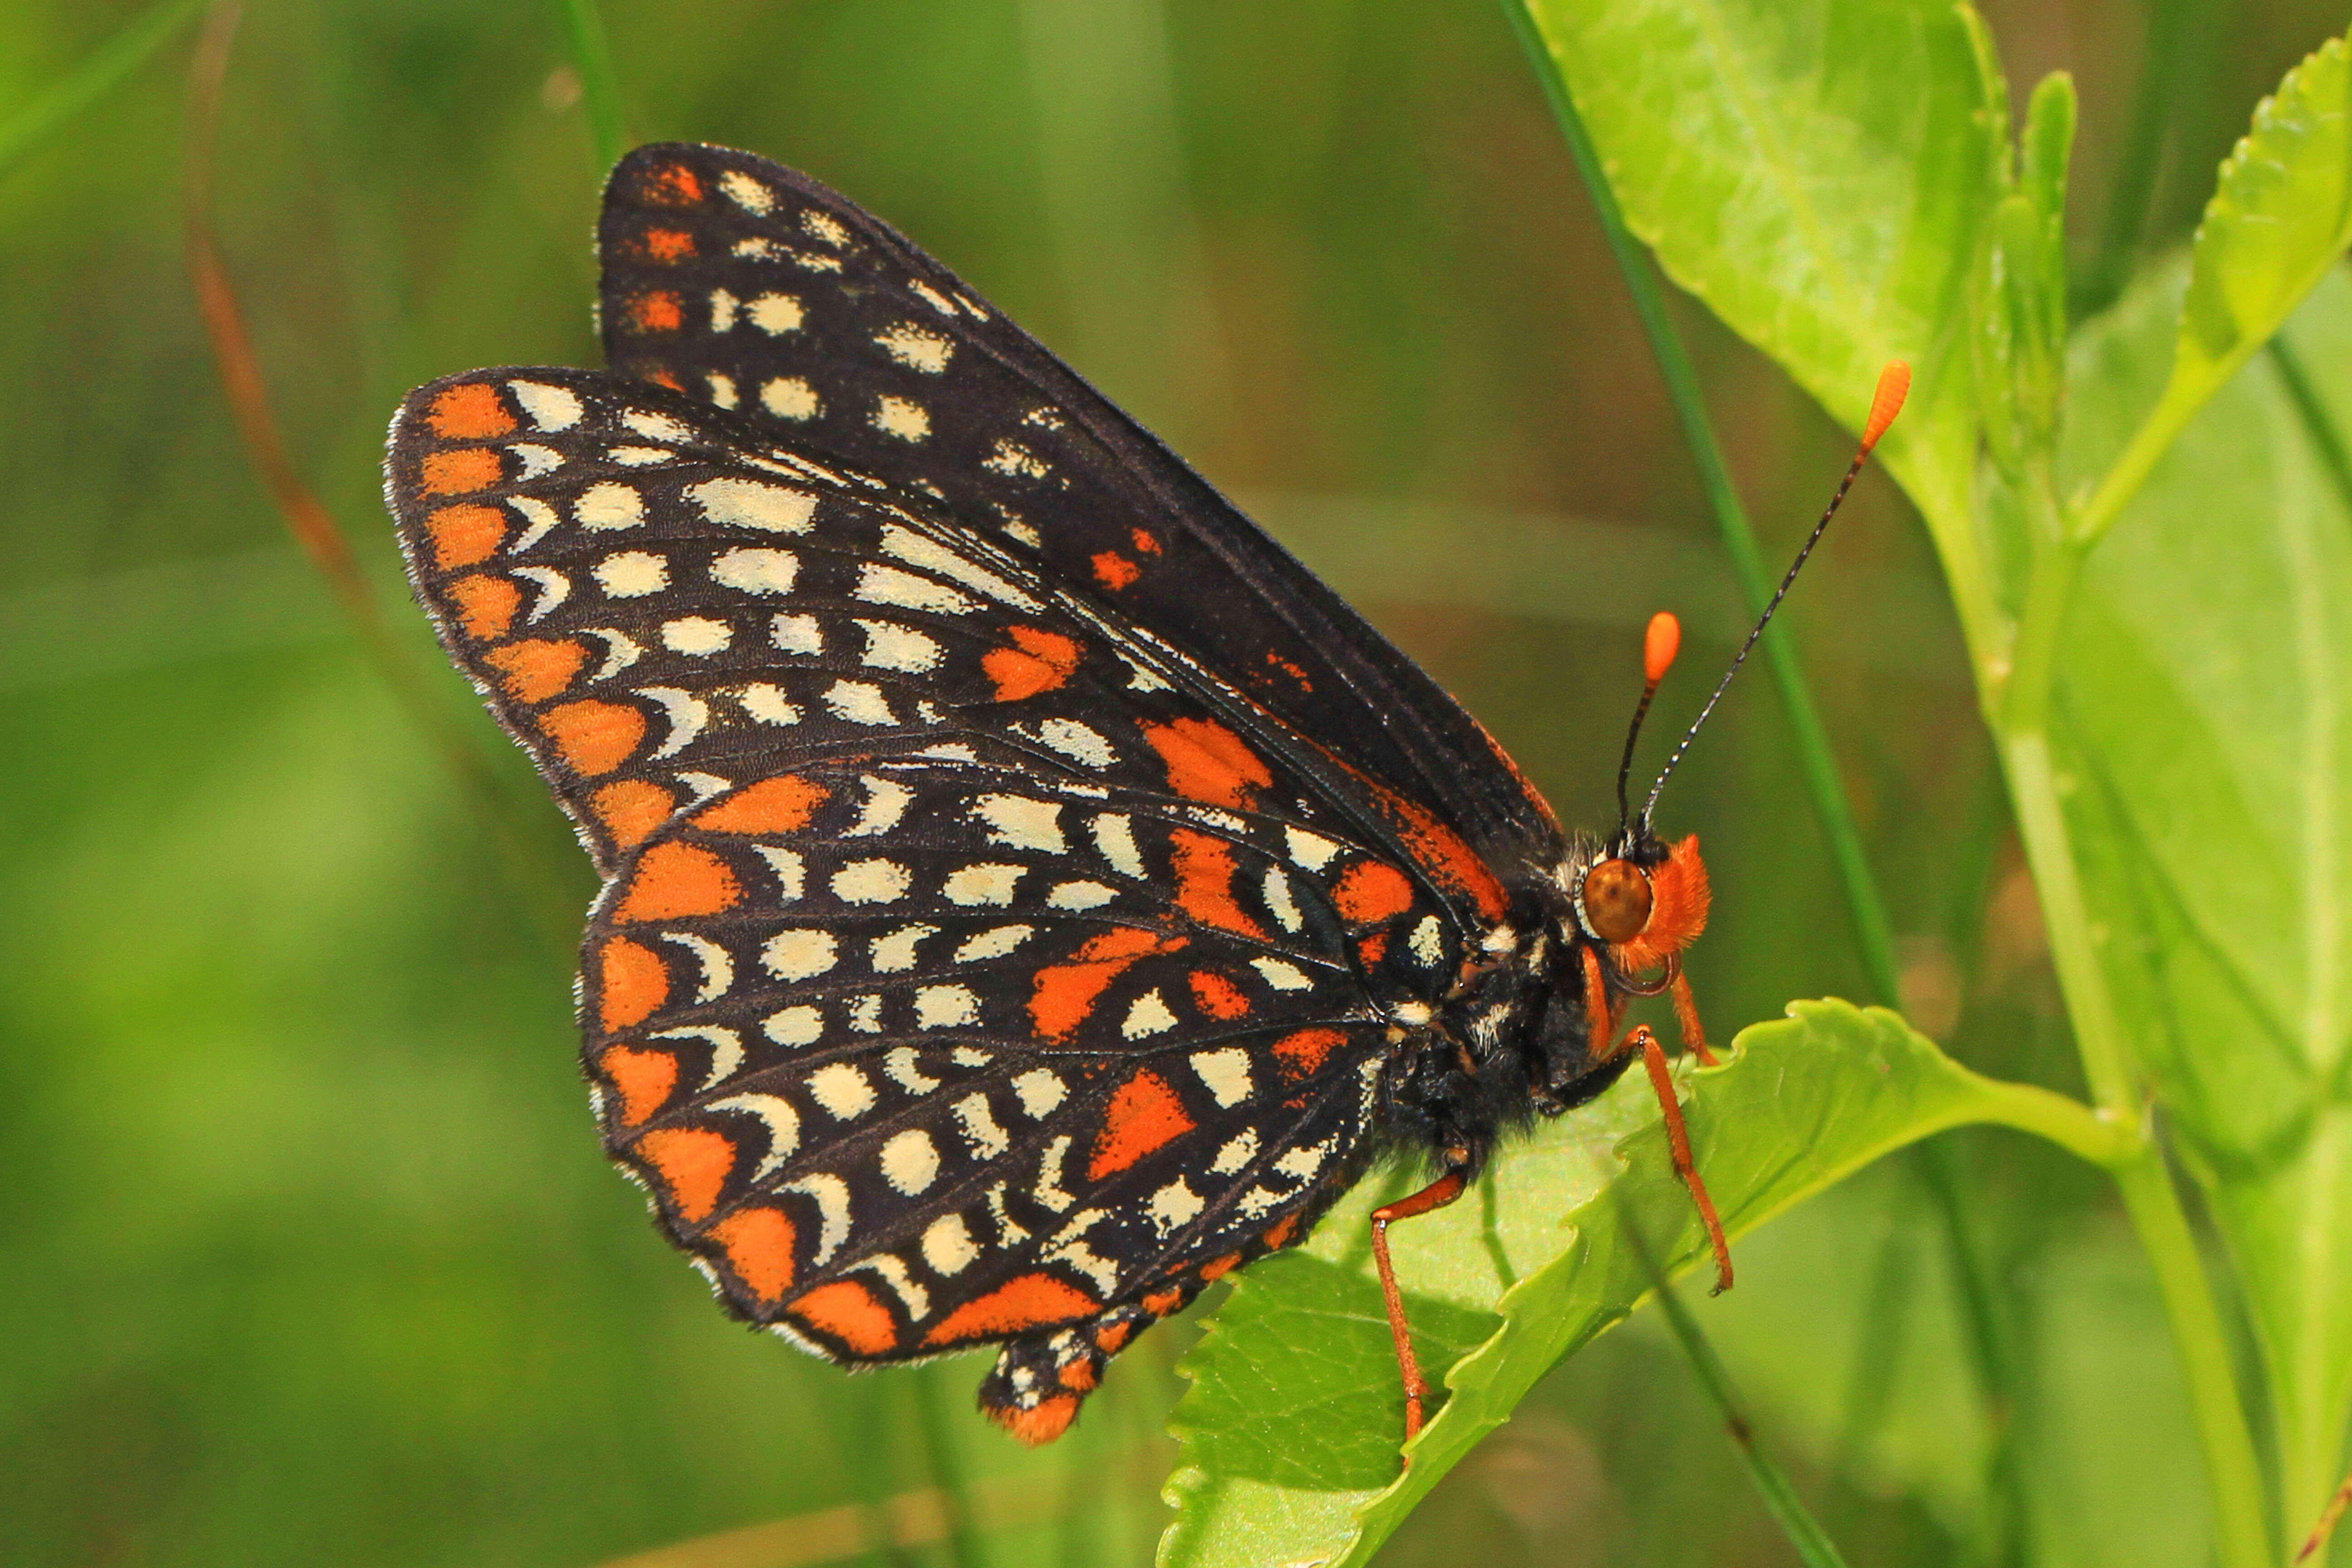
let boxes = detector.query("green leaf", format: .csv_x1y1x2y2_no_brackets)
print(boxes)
1975,72,2075,481
2057,260,2352,1545
1157,1001,2125,1567
1514,0,2007,631
2074,33,2352,543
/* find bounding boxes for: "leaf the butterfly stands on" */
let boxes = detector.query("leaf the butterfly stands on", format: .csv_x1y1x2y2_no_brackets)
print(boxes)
383,142,1903,1444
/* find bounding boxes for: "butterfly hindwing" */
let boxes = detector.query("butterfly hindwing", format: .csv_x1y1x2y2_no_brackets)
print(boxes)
595,142,1559,871
384,362,1497,1429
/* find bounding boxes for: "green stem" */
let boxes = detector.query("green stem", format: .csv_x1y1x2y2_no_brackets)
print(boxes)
2269,333,2352,521
1637,1228,1852,1568
2000,718,2273,1568
550,0,626,172
0,0,210,182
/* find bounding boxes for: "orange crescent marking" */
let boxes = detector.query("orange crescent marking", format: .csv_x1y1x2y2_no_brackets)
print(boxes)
692,774,829,833
1028,927,1183,1042
633,1126,735,1224
1333,860,1415,925
923,1272,1099,1347
420,446,503,495
599,1044,678,1127
598,936,668,1032
538,700,647,776
981,626,1082,702
590,780,677,850
426,504,506,569
486,637,588,701
790,1280,900,1357
446,574,524,643
427,382,514,439
615,841,742,922
709,1207,798,1306
1187,970,1250,1020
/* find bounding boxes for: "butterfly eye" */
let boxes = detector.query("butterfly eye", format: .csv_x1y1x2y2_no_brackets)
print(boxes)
1580,858,1653,944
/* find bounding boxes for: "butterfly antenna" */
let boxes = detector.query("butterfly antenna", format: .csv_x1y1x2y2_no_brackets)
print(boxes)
1640,361,1910,831
1615,611,1683,839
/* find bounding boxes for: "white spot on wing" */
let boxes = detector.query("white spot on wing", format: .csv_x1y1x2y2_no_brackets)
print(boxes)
763,1005,823,1047
771,614,823,655
1285,827,1341,869
593,551,667,598
853,563,977,616
1011,1069,1066,1118
1264,866,1303,933
981,438,1049,480
880,1129,941,1195
781,1174,852,1263
1091,814,1145,877
824,680,897,727
1033,719,1114,769
1191,1049,1253,1107
760,377,819,421
1411,914,1445,966
689,477,816,532
942,863,1024,906
806,1062,876,1120
720,169,773,213
508,381,582,431
876,322,953,372
915,985,979,1029
738,684,799,725
973,795,1064,853
921,1214,979,1275
576,482,644,530
638,686,709,758
711,547,798,595
856,620,942,673
1048,882,1116,911
1210,1130,1258,1175
868,923,938,973
662,617,732,656
884,1046,939,1094
761,928,837,981
748,293,804,334
709,1093,801,1178
954,926,1032,963
654,1025,745,1089
1251,957,1311,992
844,776,913,837
508,443,561,478
872,395,930,441
507,496,559,551
879,525,1038,610
754,846,805,901
624,410,691,443
514,566,570,621
1122,990,1176,1039
662,932,735,1003
956,1093,1010,1160
1148,1177,1205,1237
831,858,911,904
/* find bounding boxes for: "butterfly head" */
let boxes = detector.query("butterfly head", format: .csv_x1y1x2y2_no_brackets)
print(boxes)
1572,829,1711,978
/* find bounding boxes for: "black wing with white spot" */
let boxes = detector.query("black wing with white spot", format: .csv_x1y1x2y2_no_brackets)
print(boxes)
595,142,1559,873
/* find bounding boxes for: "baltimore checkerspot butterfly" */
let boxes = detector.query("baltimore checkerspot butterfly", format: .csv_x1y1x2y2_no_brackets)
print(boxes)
383,143,1907,1444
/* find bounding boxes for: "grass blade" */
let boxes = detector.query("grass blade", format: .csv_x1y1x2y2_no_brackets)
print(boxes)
550,0,627,172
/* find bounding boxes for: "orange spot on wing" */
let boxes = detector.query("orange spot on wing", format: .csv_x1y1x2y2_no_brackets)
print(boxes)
1140,719,1271,808
1141,1287,1183,1317
628,290,684,332
1358,776,1508,924
1058,1359,1098,1391
421,446,503,495
1271,1027,1345,1082
790,1280,900,1356
598,937,668,1031
1029,927,1184,1042
485,637,588,701
638,226,696,262
1168,829,1266,939
426,503,506,568
1261,1213,1303,1250
1199,1253,1243,1282
616,841,741,921
710,1207,797,1305
634,1126,735,1223
692,774,829,833
446,573,523,642
1188,970,1249,1020
990,1393,1081,1445
1091,551,1140,589
1094,1320,1136,1354
923,1272,1099,1347
1333,860,1415,925
1130,528,1161,556
427,382,514,439
1087,1068,1196,1180
591,780,677,849
639,161,705,206
647,368,684,391
600,1044,677,1126
538,700,646,776
982,626,1082,702
1355,932,1389,966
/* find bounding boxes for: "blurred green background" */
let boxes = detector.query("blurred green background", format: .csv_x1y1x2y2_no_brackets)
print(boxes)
2,1,2344,1564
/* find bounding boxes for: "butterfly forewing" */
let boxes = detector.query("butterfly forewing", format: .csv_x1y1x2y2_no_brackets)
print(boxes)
595,143,1560,869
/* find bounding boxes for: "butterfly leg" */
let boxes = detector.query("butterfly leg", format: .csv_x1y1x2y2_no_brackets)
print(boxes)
1631,1023,1733,1293
1371,1153,1470,1441
1671,968,1718,1066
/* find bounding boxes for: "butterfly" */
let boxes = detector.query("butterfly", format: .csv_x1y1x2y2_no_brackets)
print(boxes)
383,142,1905,1444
